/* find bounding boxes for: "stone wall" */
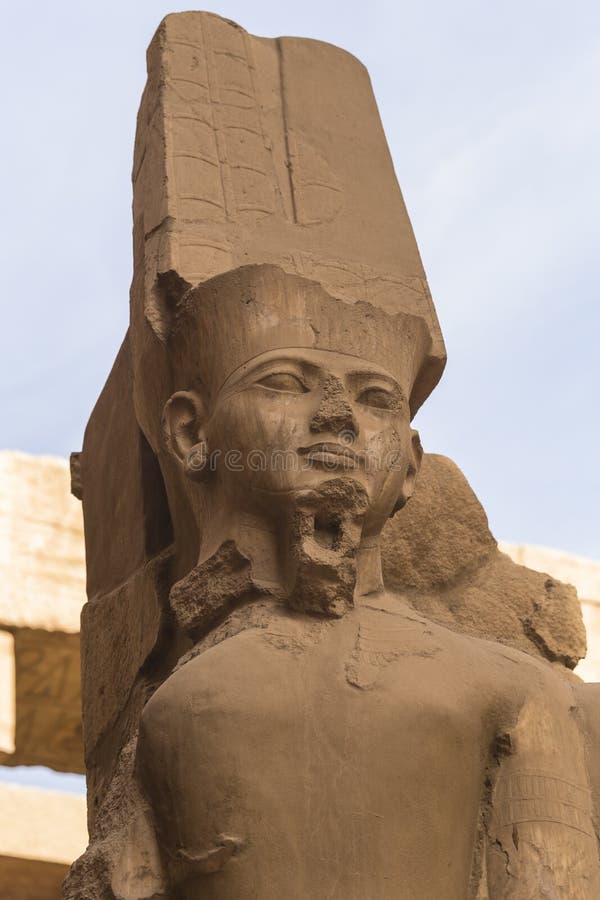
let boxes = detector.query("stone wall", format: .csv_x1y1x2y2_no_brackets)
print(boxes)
0,783,87,900
0,451,85,772
0,451,87,898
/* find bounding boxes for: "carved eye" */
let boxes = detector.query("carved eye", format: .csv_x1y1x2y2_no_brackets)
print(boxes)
357,387,398,410
256,372,308,394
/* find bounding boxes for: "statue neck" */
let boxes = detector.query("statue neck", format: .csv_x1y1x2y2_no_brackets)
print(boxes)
169,481,385,639
197,492,385,604
355,541,385,598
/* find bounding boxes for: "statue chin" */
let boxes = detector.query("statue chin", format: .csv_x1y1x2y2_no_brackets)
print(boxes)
168,477,372,637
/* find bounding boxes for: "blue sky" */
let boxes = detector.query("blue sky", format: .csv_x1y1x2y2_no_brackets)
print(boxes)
1,0,599,558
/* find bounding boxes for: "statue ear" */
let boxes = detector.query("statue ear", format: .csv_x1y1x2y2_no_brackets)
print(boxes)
162,391,208,480
404,429,423,501
393,429,423,514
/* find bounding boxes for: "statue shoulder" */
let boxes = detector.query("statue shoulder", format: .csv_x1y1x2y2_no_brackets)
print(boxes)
140,617,323,743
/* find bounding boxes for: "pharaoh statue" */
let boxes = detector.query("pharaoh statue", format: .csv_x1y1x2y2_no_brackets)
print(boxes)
65,12,600,900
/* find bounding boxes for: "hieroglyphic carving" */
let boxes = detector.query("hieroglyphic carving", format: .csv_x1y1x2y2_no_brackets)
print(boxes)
345,609,440,689
494,770,595,838
133,12,445,382
13,630,83,772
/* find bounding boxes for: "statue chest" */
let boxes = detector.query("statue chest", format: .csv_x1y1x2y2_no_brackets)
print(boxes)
140,606,505,899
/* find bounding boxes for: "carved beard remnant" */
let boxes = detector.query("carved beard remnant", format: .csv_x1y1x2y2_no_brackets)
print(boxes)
168,478,369,640
285,478,369,617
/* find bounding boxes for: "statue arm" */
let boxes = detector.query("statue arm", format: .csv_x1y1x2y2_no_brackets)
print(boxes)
483,685,600,899
108,805,170,900
62,802,169,900
575,682,600,841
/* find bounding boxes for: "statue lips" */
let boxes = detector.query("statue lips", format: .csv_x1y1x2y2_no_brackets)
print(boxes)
298,442,363,470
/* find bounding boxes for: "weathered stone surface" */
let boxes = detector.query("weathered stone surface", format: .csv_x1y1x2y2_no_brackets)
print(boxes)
0,782,87,900
0,630,14,754
0,623,83,772
0,451,85,773
0,856,72,900
381,454,587,668
80,339,173,602
131,12,445,364
12,629,83,772
80,552,170,757
501,542,600,681
381,453,496,591
0,782,87,863
501,543,600,601
0,452,84,632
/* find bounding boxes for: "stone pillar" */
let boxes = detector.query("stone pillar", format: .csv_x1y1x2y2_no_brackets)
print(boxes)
0,451,87,899
0,451,85,773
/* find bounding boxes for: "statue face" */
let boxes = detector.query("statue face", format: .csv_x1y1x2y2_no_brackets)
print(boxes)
203,347,416,525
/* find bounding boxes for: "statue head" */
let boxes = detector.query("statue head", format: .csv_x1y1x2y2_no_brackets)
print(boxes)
158,264,434,623
127,13,447,629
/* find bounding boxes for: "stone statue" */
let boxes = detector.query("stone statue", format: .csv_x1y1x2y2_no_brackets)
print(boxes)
64,12,600,900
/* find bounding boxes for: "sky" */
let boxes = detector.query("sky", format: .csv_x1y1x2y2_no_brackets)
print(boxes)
0,0,599,562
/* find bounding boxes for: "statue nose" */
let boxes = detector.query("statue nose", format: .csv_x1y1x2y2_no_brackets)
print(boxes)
309,376,359,438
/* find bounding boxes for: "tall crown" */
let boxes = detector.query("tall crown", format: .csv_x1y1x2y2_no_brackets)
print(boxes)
130,11,446,444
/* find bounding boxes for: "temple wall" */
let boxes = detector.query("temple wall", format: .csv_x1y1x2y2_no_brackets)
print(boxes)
0,783,87,900
0,451,85,773
0,451,87,899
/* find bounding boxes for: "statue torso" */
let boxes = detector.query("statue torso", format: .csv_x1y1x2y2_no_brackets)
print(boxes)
139,595,597,899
